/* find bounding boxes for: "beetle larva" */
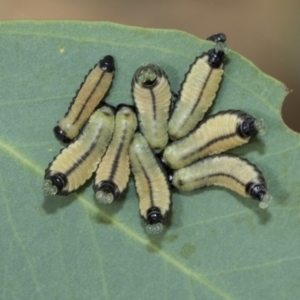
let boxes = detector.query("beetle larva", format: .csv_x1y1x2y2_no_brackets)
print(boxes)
54,55,115,143
129,132,172,234
131,64,172,153
171,154,272,209
163,110,266,169
43,104,115,196
168,42,227,140
93,104,138,204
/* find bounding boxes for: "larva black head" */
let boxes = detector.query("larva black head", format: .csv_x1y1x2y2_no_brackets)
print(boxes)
51,173,67,191
133,64,162,88
248,182,273,209
43,173,68,196
237,116,258,139
206,33,227,43
94,181,120,204
146,207,164,225
246,182,267,201
53,126,71,143
145,207,165,235
99,55,115,72
207,47,225,68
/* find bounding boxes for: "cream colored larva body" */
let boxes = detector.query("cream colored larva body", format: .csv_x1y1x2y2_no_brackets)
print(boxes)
168,44,226,140
129,133,171,234
93,105,138,204
132,64,172,153
54,55,115,143
163,110,265,169
43,105,115,196
172,155,272,209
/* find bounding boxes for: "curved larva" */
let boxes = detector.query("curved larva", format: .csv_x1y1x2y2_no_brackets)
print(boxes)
171,154,272,209
129,132,172,234
168,43,226,140
54,55,115,143
163,110,266,169
131,64,172,153
43,104,115,196
93,104,138,204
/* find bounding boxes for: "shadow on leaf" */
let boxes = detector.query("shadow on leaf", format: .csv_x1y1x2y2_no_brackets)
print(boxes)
42,194,76,214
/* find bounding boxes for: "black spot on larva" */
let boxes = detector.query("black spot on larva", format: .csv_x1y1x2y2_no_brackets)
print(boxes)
147,207,164,224
246,182,266,201
103,111,112,116
100,55,115,72
238,117,258,138
50,173,68,193
207,48,225,68
177,179,184,186
53,126,71,143
95,180,121,201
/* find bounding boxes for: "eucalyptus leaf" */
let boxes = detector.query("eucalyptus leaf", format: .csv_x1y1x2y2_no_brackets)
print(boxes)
0,21,298,300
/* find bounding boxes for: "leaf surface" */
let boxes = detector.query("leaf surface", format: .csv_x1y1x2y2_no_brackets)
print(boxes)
0,21,298,300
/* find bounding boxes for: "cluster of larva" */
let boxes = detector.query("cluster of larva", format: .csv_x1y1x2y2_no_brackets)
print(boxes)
43,33,272,235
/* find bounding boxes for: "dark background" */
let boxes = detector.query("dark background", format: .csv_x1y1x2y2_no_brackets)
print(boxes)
2,0,299,132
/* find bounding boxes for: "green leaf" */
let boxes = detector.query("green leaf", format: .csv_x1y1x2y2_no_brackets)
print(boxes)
0,21,298,300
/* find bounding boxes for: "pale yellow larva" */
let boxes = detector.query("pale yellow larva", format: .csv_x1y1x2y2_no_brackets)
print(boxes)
93,104,138,204
129,132,172,235
168,43,227,140
172,154,272,209
54,55,115,143
163,110,266,169
131,64,172,153
43,104,115,196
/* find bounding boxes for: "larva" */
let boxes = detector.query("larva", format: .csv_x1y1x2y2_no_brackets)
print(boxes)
129,132,172,234
171,154,272,209
163,110,266,169
131,64,172,153
168,42,227,140
43,104,115,196
54,55,115,143
93,104,138,204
